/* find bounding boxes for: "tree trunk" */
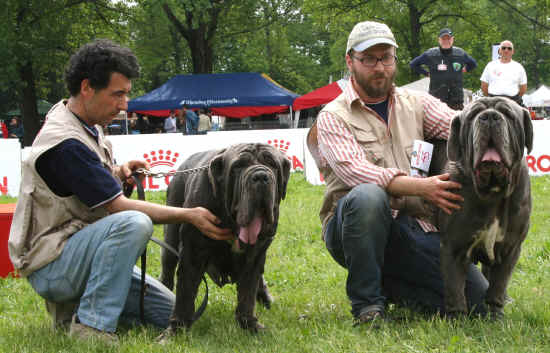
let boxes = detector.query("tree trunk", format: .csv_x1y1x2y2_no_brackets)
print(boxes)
17,61,40,147
407,2,423,82
162,4,219,74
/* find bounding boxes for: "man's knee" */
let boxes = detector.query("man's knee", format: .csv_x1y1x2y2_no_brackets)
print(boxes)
344,183,390,214
127,210,153,235
113,210,153,244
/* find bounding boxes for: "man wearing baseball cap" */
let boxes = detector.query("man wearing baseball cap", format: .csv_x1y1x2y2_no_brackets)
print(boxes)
410,28,477,110
312,21,488,326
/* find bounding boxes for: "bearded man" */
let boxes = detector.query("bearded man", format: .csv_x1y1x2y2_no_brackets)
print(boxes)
313,21,489,327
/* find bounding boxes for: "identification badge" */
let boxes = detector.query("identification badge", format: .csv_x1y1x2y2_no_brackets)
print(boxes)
437,63,447,71
410,140,434,178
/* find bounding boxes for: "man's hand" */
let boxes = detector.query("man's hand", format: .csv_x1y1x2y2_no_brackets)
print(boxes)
116,160,150,185
418,173,463,215
186,207,234,241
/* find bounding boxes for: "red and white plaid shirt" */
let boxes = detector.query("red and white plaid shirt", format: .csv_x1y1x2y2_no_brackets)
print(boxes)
317,79,458,232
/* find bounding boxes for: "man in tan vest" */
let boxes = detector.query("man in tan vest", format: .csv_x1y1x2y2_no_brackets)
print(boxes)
314,21,489,326
8,39,232,344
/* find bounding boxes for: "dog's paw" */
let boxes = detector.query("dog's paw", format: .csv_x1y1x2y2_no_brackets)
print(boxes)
237,316,266,333
442,310,467,320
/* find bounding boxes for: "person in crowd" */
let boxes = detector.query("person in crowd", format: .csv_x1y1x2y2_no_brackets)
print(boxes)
198,109,212,134
7,116,24,144
315,21,488,327
136,114,151,134
409,28,477,110
128,112,140,134
163,110,177,133
176,109,185,133
182,105,198,135
8,39,232,345
0,119,7,138
480,40,527,106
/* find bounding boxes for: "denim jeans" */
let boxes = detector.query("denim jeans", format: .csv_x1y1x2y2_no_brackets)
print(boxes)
28,211,175,332
324,183,488,318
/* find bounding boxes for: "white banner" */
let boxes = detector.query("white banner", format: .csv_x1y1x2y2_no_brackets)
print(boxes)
526,120,550,176
1,121,549,197
108,129,308,191
0,139,22,197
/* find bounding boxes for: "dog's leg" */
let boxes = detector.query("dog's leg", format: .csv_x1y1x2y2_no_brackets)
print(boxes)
256,275,273,309
484,244,521,319
440,243,469,316
235,257,266,332
159,223,180,290
158,240,207,343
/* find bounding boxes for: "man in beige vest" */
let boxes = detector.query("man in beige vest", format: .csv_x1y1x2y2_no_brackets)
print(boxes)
8,40,232,344
315,21,488,326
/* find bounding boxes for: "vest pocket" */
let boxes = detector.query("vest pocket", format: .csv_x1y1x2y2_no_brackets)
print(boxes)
355,130,384,166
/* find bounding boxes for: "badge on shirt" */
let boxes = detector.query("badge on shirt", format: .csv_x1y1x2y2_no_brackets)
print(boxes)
437,63,447,71
453,62,462,71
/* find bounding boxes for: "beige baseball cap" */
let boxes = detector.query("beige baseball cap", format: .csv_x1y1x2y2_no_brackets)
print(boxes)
346,21,398,54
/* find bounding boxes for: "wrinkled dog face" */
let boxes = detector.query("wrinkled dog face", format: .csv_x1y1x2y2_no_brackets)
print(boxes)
448,97,533,200
208,143,290,247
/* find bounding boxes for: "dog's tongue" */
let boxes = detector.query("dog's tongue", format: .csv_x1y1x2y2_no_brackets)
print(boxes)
238,216,262,245
482,148,501,162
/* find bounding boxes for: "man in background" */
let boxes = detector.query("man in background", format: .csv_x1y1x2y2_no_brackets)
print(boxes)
480,40,527,106
410,28,477,110
198,109,212,134
163,110,177,133
182,105,198,135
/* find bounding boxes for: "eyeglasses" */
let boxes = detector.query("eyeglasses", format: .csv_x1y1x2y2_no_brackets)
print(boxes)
351,54,397,67
501,46,513,51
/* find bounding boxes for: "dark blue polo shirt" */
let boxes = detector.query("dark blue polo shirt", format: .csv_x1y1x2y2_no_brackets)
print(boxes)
35,119,122,209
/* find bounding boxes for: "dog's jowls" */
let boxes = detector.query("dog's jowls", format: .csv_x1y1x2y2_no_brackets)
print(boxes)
158,143,290,339
436,97,533,318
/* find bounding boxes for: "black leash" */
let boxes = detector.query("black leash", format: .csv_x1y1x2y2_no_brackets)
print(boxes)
123,172,209,324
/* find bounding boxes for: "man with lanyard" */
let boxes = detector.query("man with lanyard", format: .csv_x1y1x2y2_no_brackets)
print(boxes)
314,21,488,326
8,39,232,344
410,28,477,110
480,40,527,106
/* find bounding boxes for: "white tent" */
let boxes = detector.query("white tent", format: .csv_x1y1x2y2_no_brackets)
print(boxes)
523,85,550,107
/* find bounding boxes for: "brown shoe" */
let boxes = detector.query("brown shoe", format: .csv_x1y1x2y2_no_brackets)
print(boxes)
45,300,78,331
69,315,118,345
354,310,385,328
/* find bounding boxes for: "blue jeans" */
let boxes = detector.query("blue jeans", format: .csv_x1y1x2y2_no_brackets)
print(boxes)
324,184,488,318
28,211,175,332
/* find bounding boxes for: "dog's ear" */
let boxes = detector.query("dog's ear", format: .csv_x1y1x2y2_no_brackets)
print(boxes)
447,115,462,162
276,152,291,201
521,107,534,153
208,149,226,198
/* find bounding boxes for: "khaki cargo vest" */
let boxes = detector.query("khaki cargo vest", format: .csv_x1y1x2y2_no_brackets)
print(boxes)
319,87,426,232
8,100,115,277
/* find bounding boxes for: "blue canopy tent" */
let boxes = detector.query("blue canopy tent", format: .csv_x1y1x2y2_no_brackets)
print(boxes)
128,72,298,118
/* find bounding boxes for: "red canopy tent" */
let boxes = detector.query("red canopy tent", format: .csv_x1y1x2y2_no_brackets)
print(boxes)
292,79,347,111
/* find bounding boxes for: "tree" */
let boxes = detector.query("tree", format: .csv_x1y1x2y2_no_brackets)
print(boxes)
0,0,132,146
162,0,235,74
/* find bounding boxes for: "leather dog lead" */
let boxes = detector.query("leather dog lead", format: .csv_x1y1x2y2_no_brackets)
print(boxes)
123,172,209,324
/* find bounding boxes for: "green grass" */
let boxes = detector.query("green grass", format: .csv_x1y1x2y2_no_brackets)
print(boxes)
1,173,549,352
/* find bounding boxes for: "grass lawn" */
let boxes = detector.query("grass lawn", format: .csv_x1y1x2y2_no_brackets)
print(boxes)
1,173,549,352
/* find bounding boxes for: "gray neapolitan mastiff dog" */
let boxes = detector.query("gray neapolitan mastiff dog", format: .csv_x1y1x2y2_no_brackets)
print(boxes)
432,97,533,318
159,143,290,336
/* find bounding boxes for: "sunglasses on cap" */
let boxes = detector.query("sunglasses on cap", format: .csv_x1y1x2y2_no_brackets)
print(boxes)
501,46,513,51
